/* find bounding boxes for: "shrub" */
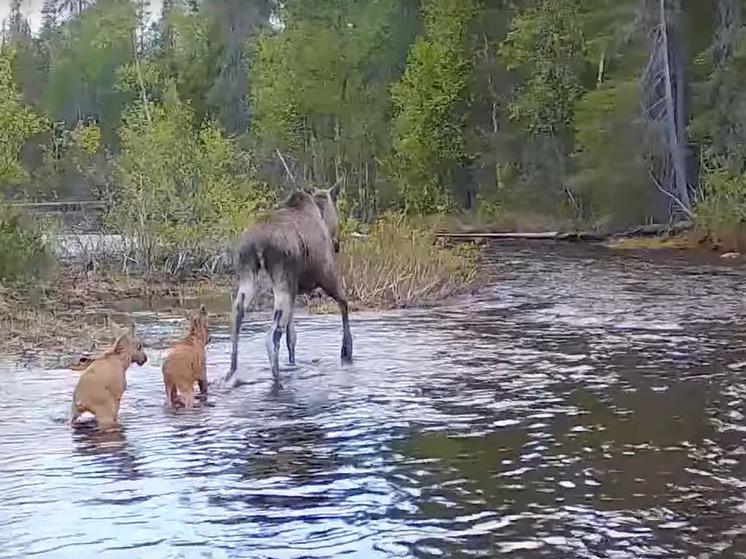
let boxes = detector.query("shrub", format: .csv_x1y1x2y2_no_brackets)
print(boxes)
0,44,48,187
106,86,273,276
339,212,482,308
0,203,54,284
694,162,746,251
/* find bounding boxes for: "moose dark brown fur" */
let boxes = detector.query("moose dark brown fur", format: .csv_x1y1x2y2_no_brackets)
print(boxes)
224,185,353,385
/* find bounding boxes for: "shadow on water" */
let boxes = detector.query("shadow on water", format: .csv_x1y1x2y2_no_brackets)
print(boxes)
70,426,141,482
1,241,746,557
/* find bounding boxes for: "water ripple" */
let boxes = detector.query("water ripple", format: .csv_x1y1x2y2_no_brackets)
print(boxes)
1,241,746,557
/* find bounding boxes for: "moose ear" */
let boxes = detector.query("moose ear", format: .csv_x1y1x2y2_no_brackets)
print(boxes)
113,334,128,353
199,304,207,316
329,182,341,203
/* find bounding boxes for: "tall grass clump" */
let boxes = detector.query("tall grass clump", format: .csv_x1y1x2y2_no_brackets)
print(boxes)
339,212,482,308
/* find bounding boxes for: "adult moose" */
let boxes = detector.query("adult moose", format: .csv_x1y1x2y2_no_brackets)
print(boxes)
224,184,353,386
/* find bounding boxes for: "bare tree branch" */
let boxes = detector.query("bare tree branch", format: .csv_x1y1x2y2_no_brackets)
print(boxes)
275,149,298,187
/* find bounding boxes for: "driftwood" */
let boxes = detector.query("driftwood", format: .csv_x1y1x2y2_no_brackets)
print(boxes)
435,231,606,243
434,221,693,244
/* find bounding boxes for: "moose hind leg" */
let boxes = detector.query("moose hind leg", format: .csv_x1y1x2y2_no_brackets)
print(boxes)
266,283,293,384
320,277,353,362
227,275,256,381
286,309,297,364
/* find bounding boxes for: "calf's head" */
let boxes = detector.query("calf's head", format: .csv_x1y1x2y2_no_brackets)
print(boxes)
112,322,148,366
188,305,210,345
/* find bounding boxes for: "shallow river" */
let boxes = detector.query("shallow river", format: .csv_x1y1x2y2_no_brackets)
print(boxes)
2,241,746,558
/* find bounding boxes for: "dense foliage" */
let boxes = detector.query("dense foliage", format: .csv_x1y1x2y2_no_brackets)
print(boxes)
0,0,743,252
0,43,50,282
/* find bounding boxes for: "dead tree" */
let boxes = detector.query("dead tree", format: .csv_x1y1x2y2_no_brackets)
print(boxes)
643,0,693,221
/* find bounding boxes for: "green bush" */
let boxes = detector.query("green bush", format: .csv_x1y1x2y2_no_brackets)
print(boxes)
0,203,53,284
694,162,746,250
107,86,273,276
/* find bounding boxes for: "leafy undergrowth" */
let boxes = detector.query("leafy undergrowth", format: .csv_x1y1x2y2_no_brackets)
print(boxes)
338,213,484,309
690,164,746,253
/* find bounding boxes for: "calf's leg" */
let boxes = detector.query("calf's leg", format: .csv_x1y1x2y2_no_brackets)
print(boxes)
197,376,208,397
196,357,208,398
93,400,118,430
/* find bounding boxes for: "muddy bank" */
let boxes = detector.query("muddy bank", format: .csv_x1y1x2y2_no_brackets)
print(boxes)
0,271,233,363
0,260,485,365
1,269,306,363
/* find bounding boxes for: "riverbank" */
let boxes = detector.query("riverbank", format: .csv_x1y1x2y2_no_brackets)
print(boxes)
600,227,745,256
0,270,227,360
0,217,485,361
436,218,746,257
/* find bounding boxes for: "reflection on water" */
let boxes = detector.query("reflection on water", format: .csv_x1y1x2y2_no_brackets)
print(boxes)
2,241,746,557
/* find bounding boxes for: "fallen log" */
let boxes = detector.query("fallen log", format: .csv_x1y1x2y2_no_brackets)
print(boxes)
435,221,693,245
435,231,561,240
434,230,608,243
616,220,693,238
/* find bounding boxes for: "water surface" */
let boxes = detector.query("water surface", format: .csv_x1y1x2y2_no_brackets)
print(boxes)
2,241,746,558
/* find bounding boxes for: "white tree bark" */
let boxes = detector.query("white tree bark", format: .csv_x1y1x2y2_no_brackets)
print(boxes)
643,0,692,219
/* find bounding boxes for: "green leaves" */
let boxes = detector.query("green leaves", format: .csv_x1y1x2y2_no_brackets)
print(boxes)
0,202,53,283
249,32,302,152
389,0,478,215
0,45,48,188
0,45,51,282
249,0,418,224
499,0,589,138
109,88,270,272
44,0,138,145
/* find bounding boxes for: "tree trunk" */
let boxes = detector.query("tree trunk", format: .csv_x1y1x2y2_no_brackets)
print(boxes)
643,0,693,220
667,0,692,210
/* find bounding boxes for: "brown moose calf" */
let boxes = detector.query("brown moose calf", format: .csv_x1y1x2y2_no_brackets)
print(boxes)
162,306,210,409
70,322,148,429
